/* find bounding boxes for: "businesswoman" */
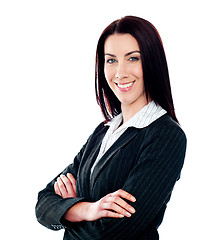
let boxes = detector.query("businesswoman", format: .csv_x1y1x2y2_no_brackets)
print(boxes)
36,16,187,239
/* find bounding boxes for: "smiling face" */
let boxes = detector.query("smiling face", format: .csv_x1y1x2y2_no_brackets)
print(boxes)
104,34,148,113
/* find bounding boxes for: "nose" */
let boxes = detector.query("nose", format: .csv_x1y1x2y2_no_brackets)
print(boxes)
115,62,128,79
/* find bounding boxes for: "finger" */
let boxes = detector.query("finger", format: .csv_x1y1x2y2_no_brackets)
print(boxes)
54,181,62,196
57,176,68,197
107,196,135,215
102,210,125,219
60,174,75,196
67,173,76,193
103,201,133,217
112,189,136,202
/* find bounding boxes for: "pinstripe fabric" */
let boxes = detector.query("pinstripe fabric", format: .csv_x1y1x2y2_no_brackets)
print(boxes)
36,114,187,240
90,101,166,176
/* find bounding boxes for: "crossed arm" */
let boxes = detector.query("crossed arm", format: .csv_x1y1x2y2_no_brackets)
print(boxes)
36,123,186,239
54,173,136,222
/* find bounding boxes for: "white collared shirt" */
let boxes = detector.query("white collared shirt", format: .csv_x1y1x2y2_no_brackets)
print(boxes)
90,101,167,175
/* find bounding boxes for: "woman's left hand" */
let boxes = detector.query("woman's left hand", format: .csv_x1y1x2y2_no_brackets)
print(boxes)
62,189,136,222
54,173,77,198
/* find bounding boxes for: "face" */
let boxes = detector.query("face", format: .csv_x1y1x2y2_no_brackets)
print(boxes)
104,33,148,111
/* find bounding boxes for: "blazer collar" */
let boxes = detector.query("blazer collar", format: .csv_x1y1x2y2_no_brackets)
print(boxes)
90,127,141,192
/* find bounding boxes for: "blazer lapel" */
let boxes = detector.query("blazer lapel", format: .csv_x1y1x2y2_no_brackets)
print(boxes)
90,127,140,191
78,126,108,198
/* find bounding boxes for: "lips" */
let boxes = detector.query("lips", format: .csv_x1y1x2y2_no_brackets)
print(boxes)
115,81,135,91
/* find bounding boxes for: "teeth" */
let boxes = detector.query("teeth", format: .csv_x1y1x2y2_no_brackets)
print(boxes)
117,81,134,88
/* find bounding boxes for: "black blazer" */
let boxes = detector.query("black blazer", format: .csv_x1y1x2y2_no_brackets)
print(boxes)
36,114,187,240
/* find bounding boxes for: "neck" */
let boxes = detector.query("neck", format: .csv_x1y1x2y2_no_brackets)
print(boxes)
121,98,151,124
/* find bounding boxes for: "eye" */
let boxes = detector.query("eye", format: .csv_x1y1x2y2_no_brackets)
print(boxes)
106,59,116,64
128,56,139,62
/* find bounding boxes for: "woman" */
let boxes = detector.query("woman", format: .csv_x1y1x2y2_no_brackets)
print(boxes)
35,16,187,239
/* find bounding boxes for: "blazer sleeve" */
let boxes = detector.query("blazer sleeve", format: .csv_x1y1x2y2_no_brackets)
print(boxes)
57,124,187,239
35,122,107,231
35,140,88,231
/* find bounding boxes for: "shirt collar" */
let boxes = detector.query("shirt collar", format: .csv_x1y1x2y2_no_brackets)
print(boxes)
105,101,167,130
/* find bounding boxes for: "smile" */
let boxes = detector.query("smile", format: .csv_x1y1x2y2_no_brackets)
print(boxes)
116,81,135,91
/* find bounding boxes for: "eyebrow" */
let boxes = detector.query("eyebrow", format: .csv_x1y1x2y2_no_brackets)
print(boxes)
104,50,141,57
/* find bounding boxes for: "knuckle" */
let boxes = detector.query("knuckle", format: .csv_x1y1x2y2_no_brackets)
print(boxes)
125,203,131,209
62,194,67,198
100,196,106,203
61,175,68,183
107,193,113,197
68,173,75,181
98,199,104,208
59,182,65,190
117,189,124,195
105,211,111,217
109,202,114,208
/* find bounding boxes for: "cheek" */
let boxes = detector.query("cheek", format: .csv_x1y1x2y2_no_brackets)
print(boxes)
133,64,143,78
104,66,115,83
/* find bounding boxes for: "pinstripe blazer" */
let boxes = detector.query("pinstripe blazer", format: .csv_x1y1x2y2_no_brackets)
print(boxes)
35,114,187,240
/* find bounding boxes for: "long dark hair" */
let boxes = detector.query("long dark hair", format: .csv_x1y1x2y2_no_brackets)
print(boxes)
95,15,178,123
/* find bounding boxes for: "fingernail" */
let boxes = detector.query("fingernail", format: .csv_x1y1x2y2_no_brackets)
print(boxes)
129,207,135,213
126,212,131,217
119,214,124,218
131,197,136,202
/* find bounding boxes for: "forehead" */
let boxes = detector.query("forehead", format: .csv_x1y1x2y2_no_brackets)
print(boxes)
104,34,140,54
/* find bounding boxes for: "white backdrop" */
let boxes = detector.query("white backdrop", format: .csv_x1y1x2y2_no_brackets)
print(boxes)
0,0,219,239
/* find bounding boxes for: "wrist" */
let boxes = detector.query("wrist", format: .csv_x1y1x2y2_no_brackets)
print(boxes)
64,202,91,222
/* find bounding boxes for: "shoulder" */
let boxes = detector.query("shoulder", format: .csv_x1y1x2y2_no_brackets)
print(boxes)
141,114,187,145
86,121,109,142
93,121,109,134
137,114,187,168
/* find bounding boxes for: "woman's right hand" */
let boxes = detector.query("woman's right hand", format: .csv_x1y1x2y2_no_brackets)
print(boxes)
64,189,136,222
54,173,77,198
